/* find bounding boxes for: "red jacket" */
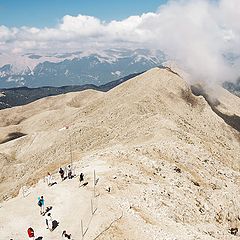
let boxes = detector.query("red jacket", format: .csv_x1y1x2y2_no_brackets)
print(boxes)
27,228,34,237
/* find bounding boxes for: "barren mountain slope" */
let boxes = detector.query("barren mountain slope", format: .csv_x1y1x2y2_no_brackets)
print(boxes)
0,67,240,239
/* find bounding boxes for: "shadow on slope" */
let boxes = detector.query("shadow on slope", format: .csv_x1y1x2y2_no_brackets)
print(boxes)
0,132,26,144
191,85,240,133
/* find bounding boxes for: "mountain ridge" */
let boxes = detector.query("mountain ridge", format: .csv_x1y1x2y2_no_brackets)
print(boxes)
0,72,142,110
0,67,239,239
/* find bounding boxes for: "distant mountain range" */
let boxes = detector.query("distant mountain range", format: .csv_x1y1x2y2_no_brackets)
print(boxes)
223,79,240,97
0,48,239,109
1,67,239,110
0,72,142,110
0,49,165,88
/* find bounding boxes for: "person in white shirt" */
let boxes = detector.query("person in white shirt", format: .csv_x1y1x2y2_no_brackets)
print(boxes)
67,165,72,179
45,213,53,231
46,172,52,186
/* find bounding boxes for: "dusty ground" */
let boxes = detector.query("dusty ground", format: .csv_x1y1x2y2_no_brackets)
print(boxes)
0,67,240,239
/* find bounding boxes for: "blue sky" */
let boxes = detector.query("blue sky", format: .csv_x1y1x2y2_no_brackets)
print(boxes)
0,0,168,27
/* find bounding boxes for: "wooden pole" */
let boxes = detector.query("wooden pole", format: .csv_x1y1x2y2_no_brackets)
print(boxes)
22,186,25,198
93,170,96,197
91,199,93,215
81,219,84,239
69,133,73,166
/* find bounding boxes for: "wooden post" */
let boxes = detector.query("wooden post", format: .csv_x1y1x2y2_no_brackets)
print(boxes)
81,219,84,239
91,199,93,215
22,186,25,198
93,170,96,197
69,133,73,166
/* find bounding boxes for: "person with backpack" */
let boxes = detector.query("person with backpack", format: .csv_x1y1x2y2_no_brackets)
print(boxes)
37,196,45,215
45,212,53,231
27,227,35,239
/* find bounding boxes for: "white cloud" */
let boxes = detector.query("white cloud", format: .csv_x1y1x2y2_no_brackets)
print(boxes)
59,15,103,36
0,0,239,83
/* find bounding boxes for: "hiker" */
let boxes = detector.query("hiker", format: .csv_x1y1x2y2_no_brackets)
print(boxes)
63,166,67,179
45,212,53,231
59,167,64,180
67,165,72,179
38,196,45,215
229,228,238,235
27,227,35,240
46,172,52,186
62,230,71,239
79,172,84,182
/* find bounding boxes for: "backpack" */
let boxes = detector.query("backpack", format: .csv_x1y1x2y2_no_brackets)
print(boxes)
28,228,34,237
38,199,42,207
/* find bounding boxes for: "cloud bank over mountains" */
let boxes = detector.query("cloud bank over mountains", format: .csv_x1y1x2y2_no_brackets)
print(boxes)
0,0,239,83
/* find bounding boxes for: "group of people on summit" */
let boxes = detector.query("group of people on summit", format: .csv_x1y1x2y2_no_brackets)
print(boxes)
27,226,71,239
59,165,75,181
26,164,85,239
